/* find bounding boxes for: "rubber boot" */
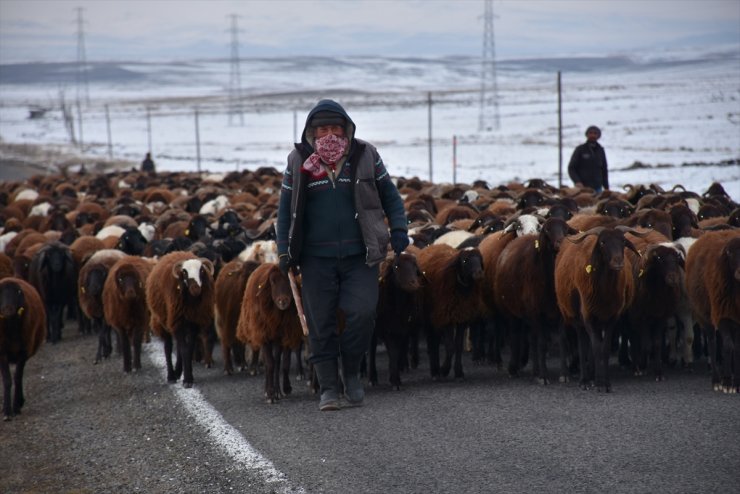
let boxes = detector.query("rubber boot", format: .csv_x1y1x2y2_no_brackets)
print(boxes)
342,354,364,406
314,359,340,411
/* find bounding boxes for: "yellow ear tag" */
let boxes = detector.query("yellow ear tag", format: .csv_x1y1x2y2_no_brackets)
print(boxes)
585,264,594,274
639,269,644,278
81,286,86,294
534,240,540,250
184,229,190,236
17,307,24,316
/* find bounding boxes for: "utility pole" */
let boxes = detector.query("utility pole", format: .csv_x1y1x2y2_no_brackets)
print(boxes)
228,14,244,126
75,7,90,107
478,0,500,132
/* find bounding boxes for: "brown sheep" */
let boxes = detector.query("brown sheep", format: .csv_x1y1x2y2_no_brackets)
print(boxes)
214,259,260,375
0,278,45,420
417,244,485,380
236,263,302,403
554,226,643,392
685,230,740,393
78,249,126,363
104,256,155,373
476,214,542,367
493,217,577,383
146,251,215,387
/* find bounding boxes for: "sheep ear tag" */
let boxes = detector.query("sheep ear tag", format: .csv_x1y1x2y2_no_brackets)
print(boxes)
17,306,25,316
534,240,540,250
585,264,594,274
81,286,86,294
184,229,190,236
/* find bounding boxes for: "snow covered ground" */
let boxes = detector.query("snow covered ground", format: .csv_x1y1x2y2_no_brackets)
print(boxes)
1,49,738,198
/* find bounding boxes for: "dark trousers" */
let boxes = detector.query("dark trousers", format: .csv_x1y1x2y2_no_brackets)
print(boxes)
299,255,379,364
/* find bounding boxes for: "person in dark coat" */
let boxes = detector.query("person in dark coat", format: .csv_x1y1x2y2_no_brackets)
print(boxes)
277,99,408,411
568,125,608,193
141,152,155,173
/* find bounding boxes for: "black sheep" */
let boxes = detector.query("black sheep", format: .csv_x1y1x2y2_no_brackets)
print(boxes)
28,241,76,343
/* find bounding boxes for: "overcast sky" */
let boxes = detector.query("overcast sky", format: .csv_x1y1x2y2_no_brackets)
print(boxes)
1,0,738,63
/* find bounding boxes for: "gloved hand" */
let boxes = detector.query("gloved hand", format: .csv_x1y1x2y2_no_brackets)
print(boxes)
279,254,293,275
390,229,410,255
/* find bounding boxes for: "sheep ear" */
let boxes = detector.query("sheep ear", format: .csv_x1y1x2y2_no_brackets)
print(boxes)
172,261,184,279
567,226,579,236
200,258,214,277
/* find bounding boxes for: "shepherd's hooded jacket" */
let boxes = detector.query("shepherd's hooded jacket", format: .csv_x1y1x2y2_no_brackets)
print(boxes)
277,99,407,267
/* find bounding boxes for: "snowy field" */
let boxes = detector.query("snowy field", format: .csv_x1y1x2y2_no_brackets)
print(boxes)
0,50,738,199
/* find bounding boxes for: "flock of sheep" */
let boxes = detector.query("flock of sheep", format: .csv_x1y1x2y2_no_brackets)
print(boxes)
0,167,738,420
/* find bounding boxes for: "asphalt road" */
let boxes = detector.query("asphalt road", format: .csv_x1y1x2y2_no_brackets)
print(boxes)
2,323,738,494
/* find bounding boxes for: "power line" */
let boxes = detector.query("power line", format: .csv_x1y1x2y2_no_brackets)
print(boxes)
478,0,500,132
75,7,90,107
228,14,244,126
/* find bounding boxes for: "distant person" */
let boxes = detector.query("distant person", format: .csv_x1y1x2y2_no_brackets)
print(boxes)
568,125,608,193
277,99,408,411
141,152,156,173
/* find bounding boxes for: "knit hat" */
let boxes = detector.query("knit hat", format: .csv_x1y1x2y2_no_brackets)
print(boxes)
585,125,601,137
310,111,346,128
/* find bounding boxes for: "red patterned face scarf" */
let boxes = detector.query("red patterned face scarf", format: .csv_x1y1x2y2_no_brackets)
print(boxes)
301,134,349,178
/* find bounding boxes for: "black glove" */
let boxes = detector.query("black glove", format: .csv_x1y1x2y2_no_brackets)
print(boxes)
279,254,292,275
390,229,410,255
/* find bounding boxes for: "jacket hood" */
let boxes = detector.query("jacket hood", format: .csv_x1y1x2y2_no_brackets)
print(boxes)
301,99,356,149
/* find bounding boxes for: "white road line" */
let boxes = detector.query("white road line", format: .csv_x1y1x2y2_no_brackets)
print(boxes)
144,343,305,494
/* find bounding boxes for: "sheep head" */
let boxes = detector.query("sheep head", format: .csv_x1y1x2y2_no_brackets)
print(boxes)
643,244,685,288
454,247,484,288
173,258,214,297
568,227,641,272
0,281,25,319
391,252,424,292
267,267,292,311
539,217,578,252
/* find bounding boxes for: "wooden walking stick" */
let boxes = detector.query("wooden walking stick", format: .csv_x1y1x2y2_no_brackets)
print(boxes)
287,269,309,337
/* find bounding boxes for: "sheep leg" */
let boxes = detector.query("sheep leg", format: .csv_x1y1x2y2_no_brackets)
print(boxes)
247,346,260,376
179,324,198,388
558,322,571,383
48,303,64,344
281,347,292,396
162,333,177,383
233,341,246,372
576,327,592,389
440,328,454,378
221,337,234,376
665,316,678,367
453,324,465,380
12,357,26,414
534,322,550,385
408,327,420,370
704,326,720,391
386,334,403,390
678,315,695,368
132,329,143,371
294,343,305,381
588,323,614,393
93,318,105,364
368,329,379,387
425,326,441,380
1,357,12,420
262,342,276,403
121,329,133,373
652,320,666,382
718,321,737,394
507,318,523,378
